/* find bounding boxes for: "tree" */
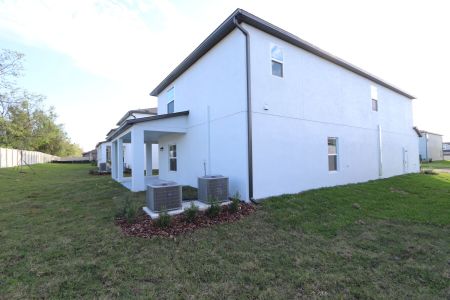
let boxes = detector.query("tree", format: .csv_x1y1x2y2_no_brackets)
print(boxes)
0,49,82,156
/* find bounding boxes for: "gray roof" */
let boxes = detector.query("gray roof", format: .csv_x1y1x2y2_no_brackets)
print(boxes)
150,8,415,99
116,107,158,126
107,111,189,141
419,130,443,136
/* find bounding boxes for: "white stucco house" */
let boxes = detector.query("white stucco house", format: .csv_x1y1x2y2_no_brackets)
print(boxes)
97,108,159,172
107,9,419,201
418,130,444,162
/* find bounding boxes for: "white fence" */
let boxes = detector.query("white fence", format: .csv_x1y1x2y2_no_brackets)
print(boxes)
0,148,59,168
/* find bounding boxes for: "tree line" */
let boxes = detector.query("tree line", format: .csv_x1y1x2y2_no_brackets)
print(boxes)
0,49,82,156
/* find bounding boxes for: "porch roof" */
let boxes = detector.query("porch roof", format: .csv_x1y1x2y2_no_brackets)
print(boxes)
106,111,189,141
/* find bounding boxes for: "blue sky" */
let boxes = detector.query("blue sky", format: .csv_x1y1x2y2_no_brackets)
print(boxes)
1,0,449,151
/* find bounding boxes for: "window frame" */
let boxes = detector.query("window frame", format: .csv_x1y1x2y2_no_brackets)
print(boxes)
327,137,339,172
168,144,177,172
270,44,284,78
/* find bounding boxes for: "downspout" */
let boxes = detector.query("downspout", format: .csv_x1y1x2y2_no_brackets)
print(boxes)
234,18,255,203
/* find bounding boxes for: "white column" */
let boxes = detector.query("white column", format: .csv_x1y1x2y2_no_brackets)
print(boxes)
117,138,124,181
131,128,145,191
145,143,152,176
111,141,117,179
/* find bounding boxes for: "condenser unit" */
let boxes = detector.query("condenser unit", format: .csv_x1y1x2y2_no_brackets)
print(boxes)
146,182,182,212
198,175,229,203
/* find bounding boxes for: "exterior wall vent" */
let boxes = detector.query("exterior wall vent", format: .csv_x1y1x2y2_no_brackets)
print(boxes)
146,182,182,212
198,175,229,203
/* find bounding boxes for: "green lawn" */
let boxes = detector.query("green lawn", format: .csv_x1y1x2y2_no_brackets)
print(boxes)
421,160,450,170
0,164,449,298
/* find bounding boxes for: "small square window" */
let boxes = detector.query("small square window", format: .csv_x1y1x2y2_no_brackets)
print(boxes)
372,99,378,111
272,61,283,77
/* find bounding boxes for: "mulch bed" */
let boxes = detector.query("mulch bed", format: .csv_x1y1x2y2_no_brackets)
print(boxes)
116,203,256,238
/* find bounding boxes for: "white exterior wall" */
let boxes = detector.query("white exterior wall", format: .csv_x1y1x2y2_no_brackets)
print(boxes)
244,24,419,199
156,29,250,199
418,135,428,160
419,133,444,161
96,142,111,165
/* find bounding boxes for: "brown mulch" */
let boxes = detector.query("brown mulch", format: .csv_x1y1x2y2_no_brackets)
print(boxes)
116,203,256,238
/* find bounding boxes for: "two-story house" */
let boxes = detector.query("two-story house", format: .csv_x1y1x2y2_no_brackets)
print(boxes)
107,9,419,201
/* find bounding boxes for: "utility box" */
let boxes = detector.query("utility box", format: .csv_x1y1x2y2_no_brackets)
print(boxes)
198,175,229,203
146,182,182,212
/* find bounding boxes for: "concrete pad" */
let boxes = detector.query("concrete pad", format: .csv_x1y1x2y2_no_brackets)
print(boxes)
143,200,231,219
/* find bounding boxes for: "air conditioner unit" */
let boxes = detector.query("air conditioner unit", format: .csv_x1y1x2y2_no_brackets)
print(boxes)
146,182,182,212
99,163,107,172
198,175,229,203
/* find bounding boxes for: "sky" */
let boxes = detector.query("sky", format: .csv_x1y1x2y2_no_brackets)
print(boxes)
0,0,449,151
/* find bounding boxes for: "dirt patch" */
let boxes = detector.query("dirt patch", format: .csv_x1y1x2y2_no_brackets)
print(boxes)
116,203,256,238
389,187,409,195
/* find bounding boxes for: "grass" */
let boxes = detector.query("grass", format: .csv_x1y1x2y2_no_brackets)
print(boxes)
421,160,450,169
0,164,449,298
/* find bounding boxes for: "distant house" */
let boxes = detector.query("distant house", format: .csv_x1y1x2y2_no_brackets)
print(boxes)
443,142,450,160
82,149,97,161
96,108,159,172
107,9,419,200
419,130,444,161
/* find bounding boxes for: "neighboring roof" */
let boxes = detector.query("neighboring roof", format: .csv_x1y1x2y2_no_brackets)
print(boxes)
419,130,443,136
116,107,158,126
83,149,96,156
106,128,117,137
150,8,415,99
95,140,111,149
107,111,190,141
413,127,422,138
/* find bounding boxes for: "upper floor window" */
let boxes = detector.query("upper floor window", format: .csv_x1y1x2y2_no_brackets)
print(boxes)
328,137,338,171
167,87,175,113
271,44,283,77
371,85,378,111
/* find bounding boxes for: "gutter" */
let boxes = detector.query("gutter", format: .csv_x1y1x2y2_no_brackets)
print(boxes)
234,18,255,202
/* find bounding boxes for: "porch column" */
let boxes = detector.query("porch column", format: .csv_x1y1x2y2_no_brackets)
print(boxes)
131,127,145,191
111,141,117,180
145,143,152,176
117,138,124,181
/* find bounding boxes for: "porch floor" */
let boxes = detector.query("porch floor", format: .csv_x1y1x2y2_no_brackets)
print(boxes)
143,200,232,219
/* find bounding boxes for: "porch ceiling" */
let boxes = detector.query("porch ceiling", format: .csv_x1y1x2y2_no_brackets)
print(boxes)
107,111,189,142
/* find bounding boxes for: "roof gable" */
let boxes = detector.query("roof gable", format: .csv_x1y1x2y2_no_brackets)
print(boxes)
150,9,415,99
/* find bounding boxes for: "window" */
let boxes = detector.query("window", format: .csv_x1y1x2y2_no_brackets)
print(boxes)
328,137,338,171
167,87,174,113
271,44,283,77
371,85,378,111
106,146,111,163
169,145,177,171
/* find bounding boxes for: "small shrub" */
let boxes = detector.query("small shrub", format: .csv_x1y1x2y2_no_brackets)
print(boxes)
184,202,199,222
206,198,221,217
229,191,241,213
115,195,141,223
156,210,171,228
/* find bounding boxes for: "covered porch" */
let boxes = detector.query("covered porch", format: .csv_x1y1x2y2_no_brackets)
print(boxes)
108,111,189,192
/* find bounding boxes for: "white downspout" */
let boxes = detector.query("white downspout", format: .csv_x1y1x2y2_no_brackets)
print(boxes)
378,125,383,177
207,105,212,175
